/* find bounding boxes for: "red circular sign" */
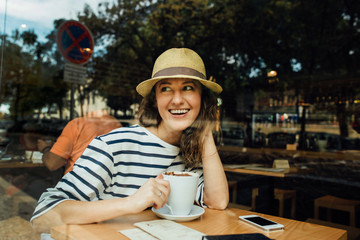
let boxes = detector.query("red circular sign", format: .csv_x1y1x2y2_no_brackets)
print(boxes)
57,20,94,65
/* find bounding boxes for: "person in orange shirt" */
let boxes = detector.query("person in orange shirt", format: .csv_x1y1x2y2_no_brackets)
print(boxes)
37,111,122,175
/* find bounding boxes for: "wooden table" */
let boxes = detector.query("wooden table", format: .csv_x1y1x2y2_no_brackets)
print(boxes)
51,208,347,240
219,145,360,161
0,158,44,169
223,166,308,178
0,161,44,168
224,164,315,217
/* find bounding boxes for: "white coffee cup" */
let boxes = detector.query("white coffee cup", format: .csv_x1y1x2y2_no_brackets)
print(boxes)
162,171,199,215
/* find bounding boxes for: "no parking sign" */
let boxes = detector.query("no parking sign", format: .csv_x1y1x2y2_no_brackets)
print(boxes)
57,20,94,65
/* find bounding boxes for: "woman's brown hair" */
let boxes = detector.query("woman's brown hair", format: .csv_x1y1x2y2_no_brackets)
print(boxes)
137,84,218,168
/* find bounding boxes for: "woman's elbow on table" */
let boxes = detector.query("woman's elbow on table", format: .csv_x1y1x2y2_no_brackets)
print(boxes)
205,195,229,210
215,198,229,210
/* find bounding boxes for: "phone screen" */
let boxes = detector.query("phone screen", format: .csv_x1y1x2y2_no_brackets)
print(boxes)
244,216,276,226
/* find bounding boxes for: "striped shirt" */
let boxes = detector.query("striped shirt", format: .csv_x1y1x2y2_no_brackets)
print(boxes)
31,125,204,222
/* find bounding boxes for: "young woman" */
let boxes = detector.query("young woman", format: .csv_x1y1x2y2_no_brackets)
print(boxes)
31,48,229,233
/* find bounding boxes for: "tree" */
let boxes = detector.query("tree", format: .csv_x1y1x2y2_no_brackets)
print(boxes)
1,40,38,120
77,0,235,114
73,0,359,133
0,23,69,122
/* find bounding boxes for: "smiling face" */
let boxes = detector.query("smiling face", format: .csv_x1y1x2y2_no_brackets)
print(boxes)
155,78,202,134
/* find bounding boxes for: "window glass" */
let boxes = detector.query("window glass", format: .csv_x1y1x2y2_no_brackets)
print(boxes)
0,0,359,237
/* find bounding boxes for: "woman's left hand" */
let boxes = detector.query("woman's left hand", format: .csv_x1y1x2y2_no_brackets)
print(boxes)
201,132,229,210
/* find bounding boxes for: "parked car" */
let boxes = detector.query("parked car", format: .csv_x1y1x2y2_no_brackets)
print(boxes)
0,120,13,146
266,132,296,149
245,128,267,148
221,127,245,147
296,131,341,151
342,137,360,150
0,128,10,146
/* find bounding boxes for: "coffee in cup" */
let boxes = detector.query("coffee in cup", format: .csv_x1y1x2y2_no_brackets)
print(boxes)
162,171,199,215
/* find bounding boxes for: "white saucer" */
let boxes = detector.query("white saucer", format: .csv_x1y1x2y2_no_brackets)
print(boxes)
152,205,205,222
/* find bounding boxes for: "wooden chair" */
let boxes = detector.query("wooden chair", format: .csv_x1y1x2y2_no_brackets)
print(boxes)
251,187,259,211
314,195,360,227
274,188,296,219
227,181,254,211
228,181,238,203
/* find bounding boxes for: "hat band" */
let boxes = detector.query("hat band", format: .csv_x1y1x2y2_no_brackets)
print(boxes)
153,67,205,79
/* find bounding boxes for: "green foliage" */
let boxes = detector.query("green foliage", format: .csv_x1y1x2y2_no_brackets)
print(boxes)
1,0,359,124
1,23,68,121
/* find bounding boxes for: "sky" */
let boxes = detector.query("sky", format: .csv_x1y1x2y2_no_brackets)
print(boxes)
0,0,108,113
0,0,104,41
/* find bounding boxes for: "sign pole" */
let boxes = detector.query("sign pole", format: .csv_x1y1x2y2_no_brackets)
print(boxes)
70,83,75,120
56,20,94,120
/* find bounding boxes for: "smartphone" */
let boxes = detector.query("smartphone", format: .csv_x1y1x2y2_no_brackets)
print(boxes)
239,215,284,232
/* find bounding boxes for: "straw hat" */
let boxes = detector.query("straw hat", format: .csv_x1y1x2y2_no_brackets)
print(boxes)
136,48,223,97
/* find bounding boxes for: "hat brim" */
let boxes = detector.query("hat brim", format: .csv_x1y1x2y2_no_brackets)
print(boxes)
136,75,223,97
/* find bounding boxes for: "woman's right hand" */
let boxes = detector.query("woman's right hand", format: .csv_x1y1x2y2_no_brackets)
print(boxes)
129,174,170,213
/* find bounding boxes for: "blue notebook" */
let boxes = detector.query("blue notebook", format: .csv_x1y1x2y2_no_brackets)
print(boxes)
202,233,272,240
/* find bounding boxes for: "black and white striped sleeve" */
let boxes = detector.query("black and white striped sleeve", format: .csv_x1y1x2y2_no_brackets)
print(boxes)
31,137,114,222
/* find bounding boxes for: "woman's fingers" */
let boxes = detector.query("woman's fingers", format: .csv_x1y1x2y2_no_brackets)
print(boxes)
131,176,170,211
152,177,170,209
155,174,164,179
